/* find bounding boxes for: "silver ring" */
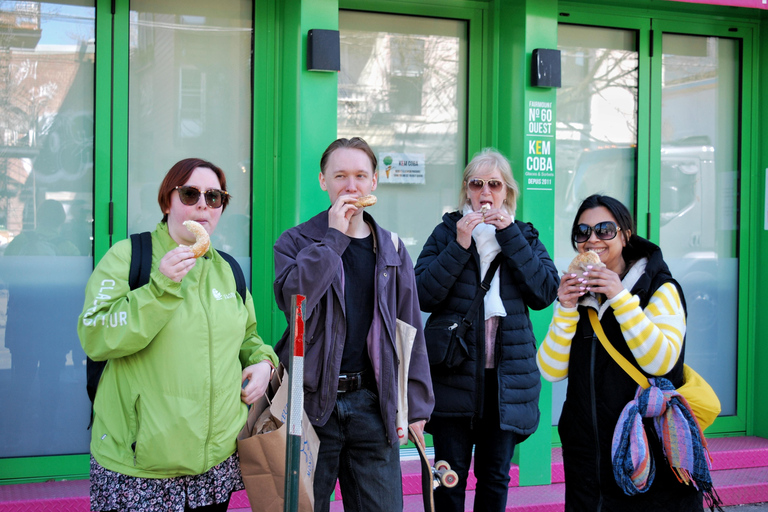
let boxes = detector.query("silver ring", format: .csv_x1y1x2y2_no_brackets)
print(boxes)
500,216,504,221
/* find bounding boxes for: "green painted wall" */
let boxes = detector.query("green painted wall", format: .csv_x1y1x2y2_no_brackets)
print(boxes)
494,0,559,486
271,0,340,343
753,13,768,439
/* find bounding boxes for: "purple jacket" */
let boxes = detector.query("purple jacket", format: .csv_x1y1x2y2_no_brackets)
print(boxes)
273,210,434,446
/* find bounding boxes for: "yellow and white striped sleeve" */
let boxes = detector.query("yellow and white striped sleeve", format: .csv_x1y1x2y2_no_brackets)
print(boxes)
537,303,580,382
607,282,686,376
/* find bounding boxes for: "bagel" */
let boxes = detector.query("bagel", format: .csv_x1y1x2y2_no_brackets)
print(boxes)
567,250,605,274
182,220,210,258
353,195,377,208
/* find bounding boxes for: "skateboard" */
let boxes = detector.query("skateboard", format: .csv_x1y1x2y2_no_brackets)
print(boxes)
408,426,458,512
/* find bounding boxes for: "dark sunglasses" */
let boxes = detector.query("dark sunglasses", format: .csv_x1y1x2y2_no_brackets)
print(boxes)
174,186,230,208
467,178,504,191
572,221,620,244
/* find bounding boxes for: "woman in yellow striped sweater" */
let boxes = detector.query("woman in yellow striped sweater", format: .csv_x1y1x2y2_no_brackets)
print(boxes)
537,194,703,511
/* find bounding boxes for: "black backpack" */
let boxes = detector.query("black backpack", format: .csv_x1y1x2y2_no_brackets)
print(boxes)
86,231,246,428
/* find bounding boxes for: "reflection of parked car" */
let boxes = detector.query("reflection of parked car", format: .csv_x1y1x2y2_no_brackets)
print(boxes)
658,136,716,258
556,137,716,259
555,145,635,257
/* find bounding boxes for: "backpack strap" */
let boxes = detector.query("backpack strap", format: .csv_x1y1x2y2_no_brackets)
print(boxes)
218,249,247,305
129,232,152,289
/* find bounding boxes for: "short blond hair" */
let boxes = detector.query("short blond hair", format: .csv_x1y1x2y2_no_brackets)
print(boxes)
458,148,519,216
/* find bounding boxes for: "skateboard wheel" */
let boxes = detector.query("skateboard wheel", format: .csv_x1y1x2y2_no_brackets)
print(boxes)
435,460,451,472
441,469,459,488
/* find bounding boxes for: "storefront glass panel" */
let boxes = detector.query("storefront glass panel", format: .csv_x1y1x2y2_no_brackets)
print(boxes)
127,0,252,275
0,0,95,457
553,24,639,423
338,10,467,263
659,34,739,415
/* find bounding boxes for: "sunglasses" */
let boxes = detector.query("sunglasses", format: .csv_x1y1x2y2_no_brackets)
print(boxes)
467,178,504,191
572,221,621,244
174,186,230,209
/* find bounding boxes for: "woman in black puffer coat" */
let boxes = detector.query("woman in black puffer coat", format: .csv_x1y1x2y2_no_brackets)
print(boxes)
415,148,559,512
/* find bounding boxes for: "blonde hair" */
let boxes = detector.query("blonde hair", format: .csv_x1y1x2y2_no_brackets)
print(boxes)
458,148,519,216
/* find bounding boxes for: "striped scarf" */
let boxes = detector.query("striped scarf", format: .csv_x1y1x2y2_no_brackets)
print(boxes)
611,377,723,510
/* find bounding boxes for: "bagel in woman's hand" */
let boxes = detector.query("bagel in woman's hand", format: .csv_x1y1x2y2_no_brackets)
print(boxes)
567,250,605,274
182,220,210,258
353,195,377,208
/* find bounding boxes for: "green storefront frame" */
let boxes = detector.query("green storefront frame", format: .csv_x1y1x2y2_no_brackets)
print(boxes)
1,0,766,489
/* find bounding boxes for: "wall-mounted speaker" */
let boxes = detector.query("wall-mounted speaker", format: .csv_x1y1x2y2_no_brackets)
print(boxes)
531,48,561,88
307,29,340,72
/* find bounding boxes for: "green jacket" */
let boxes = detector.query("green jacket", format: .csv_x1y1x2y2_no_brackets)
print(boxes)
78,222,278,478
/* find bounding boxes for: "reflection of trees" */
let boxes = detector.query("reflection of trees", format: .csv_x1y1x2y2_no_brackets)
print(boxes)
338,30,462,164
0,3,94,237
557,48,638,145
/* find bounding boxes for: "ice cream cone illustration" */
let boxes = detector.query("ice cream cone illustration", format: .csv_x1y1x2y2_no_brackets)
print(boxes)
383,156,393,179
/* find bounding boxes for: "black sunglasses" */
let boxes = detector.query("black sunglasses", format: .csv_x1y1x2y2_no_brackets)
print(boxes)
572,221,620,244
174,186,230,209
467,178,504,191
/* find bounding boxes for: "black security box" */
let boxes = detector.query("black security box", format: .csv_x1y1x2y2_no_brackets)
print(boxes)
307,29,340,72
531,48,561,88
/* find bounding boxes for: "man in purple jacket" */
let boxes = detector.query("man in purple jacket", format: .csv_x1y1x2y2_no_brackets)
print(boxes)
273,137,434,512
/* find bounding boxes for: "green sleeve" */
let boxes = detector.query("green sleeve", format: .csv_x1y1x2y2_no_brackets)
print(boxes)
77,240,184,360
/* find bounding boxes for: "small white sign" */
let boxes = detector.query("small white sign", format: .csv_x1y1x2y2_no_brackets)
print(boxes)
378,152,425,184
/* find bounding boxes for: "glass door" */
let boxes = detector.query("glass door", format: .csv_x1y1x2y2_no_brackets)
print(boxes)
0,0,96,458
654,29,742,418
127,0,253,275
553,21,644,423
338,10,468,263
553,16,749,433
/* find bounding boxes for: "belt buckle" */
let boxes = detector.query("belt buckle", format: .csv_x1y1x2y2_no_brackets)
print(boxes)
337,372,362,393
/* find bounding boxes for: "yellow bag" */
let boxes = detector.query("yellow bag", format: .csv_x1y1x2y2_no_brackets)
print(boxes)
588,309,720,430
678,364,721,431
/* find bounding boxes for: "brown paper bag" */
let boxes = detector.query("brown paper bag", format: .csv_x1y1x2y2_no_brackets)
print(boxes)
237,365,319,512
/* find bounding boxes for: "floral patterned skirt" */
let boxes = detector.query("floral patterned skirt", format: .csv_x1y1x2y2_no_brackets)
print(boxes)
89,452,245,511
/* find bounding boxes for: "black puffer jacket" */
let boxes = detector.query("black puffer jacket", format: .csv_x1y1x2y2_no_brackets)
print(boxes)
560,236,701,511
414,212,559,435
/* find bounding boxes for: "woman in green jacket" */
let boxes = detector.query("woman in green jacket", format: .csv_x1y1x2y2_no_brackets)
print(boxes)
78,158,278,512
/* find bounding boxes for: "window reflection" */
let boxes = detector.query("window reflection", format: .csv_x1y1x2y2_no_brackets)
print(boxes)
338,11,467,263
0,1,95,457
553,24,639,427
127,0,253,264
659,35,739,415
555,25,639,261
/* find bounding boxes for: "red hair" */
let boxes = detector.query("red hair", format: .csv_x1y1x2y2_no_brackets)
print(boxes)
157,158,229,222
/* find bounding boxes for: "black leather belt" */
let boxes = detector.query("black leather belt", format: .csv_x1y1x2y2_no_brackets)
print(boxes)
337,370,375,393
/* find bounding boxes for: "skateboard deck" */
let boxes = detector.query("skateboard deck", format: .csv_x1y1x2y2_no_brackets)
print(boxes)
408,426,458,512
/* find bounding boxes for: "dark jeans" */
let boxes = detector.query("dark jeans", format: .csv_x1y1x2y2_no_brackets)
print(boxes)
312,387,403,512
428,369,517,512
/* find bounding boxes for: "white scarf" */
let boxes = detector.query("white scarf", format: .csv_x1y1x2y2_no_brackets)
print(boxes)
461,204,513,319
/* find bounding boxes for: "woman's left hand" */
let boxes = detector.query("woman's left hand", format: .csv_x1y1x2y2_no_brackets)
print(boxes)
483,207,512,230
240,360,273,404
584,266,625,300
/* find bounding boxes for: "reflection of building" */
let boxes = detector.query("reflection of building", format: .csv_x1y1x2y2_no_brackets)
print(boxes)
1,4,93,240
